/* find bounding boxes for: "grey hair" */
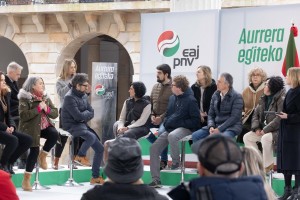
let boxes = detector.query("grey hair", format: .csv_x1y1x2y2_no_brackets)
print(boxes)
7,61,23,72
71,73,89,88
22,76,42,93
220,72,233,88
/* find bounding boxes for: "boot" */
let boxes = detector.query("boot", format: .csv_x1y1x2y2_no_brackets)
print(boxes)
38,150,48,170
7,163,15,175
290,186,300,200
278,186,292,200
53,157,59,170
22,172,32,192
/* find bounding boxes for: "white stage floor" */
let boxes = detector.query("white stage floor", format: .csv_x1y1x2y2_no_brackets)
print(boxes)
16,182,173,200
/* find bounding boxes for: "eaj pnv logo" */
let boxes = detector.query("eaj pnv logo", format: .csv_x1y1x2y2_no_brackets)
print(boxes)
95,84,105,96
157,30,180,57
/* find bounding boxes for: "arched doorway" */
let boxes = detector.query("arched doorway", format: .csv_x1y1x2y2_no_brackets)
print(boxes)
0,37,29,87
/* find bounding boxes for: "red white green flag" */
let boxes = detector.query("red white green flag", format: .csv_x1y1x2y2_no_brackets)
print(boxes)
282,25,300,77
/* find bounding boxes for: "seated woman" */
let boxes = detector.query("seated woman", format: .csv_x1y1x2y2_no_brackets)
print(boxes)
18,77,59,191
243,76,285,173
0,71,32,175
237,67,267,143
104,81,151,162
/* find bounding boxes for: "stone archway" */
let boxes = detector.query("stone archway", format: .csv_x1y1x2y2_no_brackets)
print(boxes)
56,33,133,118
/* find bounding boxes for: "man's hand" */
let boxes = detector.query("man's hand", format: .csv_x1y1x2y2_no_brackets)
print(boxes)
151,116,162,125
117,127,128,134
209,127,220,134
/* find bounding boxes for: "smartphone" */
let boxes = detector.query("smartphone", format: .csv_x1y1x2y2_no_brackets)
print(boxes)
264,111,280,115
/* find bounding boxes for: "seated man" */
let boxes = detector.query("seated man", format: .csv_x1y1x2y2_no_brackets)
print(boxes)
169,135,268,200
61,73,104,185
81,137,168,200
148,75,200,188
192,72,243,142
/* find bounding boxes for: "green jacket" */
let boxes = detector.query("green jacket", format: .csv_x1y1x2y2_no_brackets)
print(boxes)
18,89,58,147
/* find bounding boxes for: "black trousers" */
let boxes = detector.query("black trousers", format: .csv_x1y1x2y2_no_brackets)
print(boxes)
25,126,58,172
0,130,32,165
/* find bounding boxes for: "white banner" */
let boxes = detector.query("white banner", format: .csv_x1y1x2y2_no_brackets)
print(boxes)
140,10,219,94
140,4,300,93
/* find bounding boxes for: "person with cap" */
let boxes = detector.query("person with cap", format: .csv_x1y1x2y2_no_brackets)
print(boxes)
149,75,200,188
191,72,243,142
243,76,285,173
168,135,268,200
81,137,168,200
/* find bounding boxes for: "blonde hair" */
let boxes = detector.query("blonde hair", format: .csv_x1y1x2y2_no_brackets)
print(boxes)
241,146,276,200
287,67,300,88
248,67,267,84
197,65,213,87
59,59,77,80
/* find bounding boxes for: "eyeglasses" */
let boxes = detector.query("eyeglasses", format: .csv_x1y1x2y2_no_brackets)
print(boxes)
252,74,261,77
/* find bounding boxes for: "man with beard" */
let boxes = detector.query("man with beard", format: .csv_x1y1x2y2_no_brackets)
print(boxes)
147,64,173,170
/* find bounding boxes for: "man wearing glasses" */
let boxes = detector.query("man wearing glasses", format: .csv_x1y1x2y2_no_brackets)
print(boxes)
61,73,105,185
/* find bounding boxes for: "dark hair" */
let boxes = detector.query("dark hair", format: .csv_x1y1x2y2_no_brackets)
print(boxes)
156,64,171,79
131,81,146,98
71,73,89,88
267,76,284,95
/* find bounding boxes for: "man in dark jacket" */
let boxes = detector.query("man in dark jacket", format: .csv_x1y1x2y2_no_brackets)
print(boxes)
5,62,26,168
192,72,243,143
168,135,268,200
148,75,200,188
81,137,168,200
61,73,104,185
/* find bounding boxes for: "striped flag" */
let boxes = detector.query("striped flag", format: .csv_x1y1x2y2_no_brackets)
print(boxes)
282,25,300,77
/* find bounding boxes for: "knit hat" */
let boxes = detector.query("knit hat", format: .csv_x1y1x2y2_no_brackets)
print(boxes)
191,135,243,175
104,137,144,183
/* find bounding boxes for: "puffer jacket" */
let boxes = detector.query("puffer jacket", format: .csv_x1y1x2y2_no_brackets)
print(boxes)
163,88,200,132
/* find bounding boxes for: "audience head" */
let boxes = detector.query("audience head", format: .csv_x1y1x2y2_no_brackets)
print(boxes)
196,65,213,87
22,77,44,95
192,135,243,178
59,59,77,80
217,73,233,92
241,146,265,179
265,76,284,96
130,81,146,98
287,67,300,88
156,64,171,80
247,67,267,86
7,61,23,82
172,75,189,93
104,137,144,184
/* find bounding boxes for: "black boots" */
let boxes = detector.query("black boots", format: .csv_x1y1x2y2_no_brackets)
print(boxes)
0,163,15,175
278,186,292,200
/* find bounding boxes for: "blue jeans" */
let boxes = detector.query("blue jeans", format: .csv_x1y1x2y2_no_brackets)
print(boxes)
72,128,104,178
192,126,236,143
147,124,168,162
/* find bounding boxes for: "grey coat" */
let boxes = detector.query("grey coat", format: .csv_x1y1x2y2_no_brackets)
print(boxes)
207,88,243,135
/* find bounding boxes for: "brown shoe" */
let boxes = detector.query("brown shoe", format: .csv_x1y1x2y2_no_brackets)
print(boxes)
90,177,104,185
265,163,274,173
74,156,91,166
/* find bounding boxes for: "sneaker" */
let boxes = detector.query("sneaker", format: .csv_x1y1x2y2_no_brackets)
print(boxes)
148,180,162,188
74,156,91,166
160,161,168,170
170,163,180,170
90,177,104,185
